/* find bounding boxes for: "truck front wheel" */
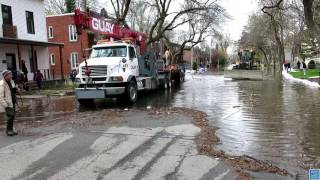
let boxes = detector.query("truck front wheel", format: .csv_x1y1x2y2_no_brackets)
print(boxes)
125,80,138,104
78,99,94,106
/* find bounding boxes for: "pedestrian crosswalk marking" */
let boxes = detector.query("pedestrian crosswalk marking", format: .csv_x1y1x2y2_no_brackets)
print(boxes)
103,136,173,180
141,139,196,180
0,125,223,180
0,133,73,180
50,127,163,180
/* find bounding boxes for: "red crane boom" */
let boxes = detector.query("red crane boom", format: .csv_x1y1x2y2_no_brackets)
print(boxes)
74,8,147,53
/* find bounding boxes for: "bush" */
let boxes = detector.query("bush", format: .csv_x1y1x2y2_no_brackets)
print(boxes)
308,60,316,69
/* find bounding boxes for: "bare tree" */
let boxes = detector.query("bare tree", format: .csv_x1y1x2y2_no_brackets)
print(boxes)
239,13,274,66
238,0,305,69
215,33,231,53
152,0,226,64
127,0,157,33
45,0,100,15
45,0,65,15
302,0,317,33
147,0,225,45
261,0,286,68
102,0,131,26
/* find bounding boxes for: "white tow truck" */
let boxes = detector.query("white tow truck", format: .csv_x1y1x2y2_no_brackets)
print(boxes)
75,40,184,105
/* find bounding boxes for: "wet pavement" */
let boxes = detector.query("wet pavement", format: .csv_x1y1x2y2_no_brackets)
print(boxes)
0,108,238,180
0,73,319,179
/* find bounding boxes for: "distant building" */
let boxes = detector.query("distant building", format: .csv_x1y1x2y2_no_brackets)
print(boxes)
183,47,201,67
0,0,63,80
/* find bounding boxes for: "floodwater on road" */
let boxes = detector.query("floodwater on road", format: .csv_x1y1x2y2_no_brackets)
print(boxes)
13,73,320,176
172,74,320,175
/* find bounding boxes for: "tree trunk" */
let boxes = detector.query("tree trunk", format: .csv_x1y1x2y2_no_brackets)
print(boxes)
303,0,315,30
259,47,269,67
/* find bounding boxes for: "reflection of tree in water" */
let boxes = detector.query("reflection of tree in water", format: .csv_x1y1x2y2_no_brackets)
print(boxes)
134,87,181,108
237,80,284,134
237,79,320,170
290,84,320,168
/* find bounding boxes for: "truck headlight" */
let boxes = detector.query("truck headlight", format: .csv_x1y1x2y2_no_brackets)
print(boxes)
111,76,123,81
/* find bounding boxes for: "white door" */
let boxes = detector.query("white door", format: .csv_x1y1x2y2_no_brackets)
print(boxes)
129,46,139,76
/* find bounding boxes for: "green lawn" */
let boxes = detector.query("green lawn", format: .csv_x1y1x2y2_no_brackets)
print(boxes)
289,69,320,79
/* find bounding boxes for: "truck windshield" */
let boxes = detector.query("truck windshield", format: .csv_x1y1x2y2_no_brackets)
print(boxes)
91,46,127,58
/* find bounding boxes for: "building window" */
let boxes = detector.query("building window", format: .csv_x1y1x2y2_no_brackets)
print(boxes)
70,52,79,69
69,25,77,42
26,11,35,34
1,4,12,25
50,54,55,65
48,26,53,39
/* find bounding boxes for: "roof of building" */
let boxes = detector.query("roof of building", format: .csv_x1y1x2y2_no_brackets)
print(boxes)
0,37,64,47
46,13,74,18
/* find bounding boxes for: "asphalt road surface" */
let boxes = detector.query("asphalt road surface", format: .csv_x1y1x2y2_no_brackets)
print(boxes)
0,108,237,180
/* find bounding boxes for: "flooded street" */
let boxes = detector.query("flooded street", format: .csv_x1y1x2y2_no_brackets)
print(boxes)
12,74,320,176
172,74,320,174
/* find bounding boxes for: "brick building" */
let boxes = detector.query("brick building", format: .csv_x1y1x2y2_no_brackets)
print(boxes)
183,48,201,68
46,13,96,79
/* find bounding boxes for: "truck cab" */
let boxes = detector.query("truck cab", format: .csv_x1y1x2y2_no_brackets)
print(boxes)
76,41,140,104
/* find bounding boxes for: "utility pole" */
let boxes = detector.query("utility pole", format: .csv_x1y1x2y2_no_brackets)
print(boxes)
216,43,219,72
218,56,220,72
191,46,193,69
209,48,211,69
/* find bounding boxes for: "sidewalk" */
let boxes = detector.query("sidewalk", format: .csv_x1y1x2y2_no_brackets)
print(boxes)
282,70,320,88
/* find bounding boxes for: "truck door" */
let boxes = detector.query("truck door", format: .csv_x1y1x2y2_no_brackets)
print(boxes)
129,46,139,76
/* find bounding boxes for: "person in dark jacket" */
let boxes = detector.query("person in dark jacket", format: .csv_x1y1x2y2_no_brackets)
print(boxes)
21,60,28,82
302,60,307,76
34,70,44,90
297,61,301,70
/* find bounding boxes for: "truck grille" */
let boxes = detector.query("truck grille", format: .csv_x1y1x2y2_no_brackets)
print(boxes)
81,65,107,76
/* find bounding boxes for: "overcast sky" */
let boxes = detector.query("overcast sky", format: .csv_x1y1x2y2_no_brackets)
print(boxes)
219,0,259,41
95,0,259,44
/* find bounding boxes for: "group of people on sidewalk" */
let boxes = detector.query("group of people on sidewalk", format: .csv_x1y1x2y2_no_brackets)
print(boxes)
9,60,45,91
296,60,308,76
284,60,307,76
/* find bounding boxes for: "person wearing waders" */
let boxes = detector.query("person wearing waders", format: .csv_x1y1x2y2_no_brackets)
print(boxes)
0,70,18,136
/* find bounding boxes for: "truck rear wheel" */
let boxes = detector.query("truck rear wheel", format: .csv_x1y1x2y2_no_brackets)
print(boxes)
125,80,138,104
159,78,168,89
